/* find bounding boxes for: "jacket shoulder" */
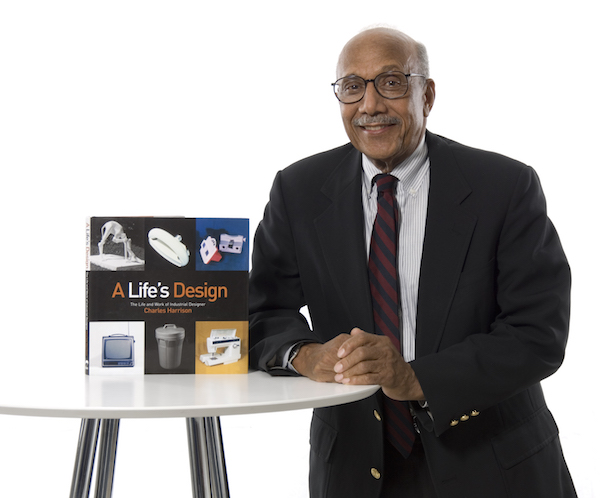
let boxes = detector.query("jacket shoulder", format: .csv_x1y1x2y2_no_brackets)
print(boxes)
279,143,358,183
428,133,529,175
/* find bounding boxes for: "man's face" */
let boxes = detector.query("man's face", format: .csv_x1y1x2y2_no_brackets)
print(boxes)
337,32,435,172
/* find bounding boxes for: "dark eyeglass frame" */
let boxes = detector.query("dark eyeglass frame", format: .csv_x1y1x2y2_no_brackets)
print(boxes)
331,71,426,104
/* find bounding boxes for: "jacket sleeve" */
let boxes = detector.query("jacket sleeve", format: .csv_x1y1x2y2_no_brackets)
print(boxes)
249,171,321,374
411,165,571,436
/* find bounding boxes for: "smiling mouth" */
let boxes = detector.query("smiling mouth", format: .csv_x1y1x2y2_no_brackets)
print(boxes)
360,124,392,131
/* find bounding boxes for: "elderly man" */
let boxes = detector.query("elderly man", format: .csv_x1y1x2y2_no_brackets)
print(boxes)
249,27,576,498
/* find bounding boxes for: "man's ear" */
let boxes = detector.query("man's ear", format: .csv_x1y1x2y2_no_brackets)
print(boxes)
423,79,436,117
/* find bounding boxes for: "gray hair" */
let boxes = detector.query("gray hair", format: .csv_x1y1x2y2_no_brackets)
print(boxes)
415,41,430,79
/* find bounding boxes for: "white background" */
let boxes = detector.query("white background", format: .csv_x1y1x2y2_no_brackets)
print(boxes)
1,1,598,496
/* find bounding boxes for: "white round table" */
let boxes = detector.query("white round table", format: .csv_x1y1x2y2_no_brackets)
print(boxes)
0,371,379,498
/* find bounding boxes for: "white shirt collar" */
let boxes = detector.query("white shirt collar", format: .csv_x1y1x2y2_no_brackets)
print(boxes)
362,137,429,198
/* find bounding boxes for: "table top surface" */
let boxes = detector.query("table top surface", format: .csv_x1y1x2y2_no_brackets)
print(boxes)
0,370,379,419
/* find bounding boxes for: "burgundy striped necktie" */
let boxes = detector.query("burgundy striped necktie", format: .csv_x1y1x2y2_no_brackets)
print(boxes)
368,173,416,458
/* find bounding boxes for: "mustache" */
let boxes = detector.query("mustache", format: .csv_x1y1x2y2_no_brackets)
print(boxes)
353,115,401,127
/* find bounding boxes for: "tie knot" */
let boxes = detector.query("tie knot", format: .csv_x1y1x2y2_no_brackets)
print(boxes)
374,174,398,194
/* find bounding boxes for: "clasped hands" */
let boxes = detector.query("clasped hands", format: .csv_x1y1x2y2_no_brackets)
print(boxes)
292,328,424,401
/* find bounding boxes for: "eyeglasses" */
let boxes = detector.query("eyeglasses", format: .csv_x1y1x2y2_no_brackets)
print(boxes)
331,71,426,104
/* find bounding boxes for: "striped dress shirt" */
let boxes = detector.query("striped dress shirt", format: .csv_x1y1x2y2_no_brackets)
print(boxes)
361,138,430,362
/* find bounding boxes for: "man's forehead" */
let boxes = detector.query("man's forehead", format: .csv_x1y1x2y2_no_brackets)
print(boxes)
337,40,415,78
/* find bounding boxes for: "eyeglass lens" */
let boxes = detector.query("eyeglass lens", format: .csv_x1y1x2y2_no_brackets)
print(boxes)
333,72,410,103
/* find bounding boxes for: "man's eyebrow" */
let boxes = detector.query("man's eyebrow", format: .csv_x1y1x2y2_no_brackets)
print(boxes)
380,64,406,72
340,65,406,78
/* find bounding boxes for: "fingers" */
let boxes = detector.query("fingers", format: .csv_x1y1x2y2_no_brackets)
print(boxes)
336,328,371,359
294,333,351,382
334,330,401,386
336,328,394,364
334,359,385,385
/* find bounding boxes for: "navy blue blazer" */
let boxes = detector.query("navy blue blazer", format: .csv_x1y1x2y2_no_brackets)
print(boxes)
249,132,576,497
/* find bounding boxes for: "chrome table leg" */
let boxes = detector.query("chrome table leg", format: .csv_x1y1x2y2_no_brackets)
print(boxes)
94,419,120,498
205,417,230,498
187,416,230,498
70,419,100,498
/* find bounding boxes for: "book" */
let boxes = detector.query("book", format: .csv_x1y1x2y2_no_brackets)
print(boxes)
85,216,249,375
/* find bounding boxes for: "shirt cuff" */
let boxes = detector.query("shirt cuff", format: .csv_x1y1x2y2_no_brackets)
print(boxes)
282,342,310,373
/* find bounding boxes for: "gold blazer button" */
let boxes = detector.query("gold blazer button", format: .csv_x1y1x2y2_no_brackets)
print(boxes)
371,468,381,480
450,419,459,427
471,410,480,417
460,414,470,422
373,410,382,421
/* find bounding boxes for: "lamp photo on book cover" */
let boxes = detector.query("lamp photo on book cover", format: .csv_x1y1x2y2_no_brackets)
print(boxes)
88,220,145,271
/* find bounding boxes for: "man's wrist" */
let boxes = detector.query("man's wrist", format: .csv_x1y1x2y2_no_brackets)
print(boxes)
290,342,318,376
284,342,306,373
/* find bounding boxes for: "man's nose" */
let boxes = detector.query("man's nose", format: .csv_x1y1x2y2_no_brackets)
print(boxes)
358,81,386,115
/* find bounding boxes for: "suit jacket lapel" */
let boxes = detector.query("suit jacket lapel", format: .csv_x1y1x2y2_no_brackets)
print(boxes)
416,133,477,356
314,147,375,331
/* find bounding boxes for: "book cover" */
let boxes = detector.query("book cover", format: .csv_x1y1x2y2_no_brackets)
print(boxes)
85,217,249,375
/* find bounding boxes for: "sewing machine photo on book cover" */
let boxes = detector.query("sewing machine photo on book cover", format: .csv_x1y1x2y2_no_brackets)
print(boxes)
195,321,248,374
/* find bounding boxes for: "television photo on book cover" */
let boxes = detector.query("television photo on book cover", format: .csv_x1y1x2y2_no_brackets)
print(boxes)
85,217,249,375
